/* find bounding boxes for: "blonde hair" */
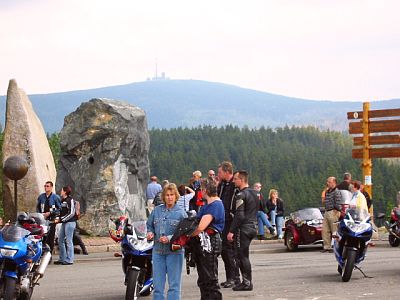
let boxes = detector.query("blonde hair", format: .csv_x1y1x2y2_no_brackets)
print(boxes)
268,189,278,199
193,170,202,178
161,183,180,203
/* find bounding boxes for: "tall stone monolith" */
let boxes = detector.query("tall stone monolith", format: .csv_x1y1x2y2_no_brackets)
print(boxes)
56,98,150,235
2,79,57,221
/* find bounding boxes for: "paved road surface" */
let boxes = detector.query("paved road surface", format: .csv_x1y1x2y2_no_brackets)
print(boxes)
33,242,400,300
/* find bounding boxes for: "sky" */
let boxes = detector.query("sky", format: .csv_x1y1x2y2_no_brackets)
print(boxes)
1,0,399,101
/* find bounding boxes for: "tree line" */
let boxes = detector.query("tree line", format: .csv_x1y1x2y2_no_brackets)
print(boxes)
148,125,400,215
1,125,400,217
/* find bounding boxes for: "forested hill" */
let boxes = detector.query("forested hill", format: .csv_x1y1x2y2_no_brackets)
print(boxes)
148,126,400,214
1,79,400,133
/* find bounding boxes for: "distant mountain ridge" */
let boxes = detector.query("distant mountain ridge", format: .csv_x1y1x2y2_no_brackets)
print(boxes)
1,80,399,133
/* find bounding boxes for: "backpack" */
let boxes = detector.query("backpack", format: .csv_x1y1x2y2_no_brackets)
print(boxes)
153,192,163,207
74,200,81,219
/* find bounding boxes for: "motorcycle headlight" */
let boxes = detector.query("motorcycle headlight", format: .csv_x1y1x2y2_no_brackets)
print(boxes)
0,248,18,257
129,237,153,251
346,221,370,233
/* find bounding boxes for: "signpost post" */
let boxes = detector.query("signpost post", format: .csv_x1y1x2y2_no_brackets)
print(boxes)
348,103,400,216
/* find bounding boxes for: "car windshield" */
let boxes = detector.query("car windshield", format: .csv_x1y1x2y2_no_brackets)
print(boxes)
346,207,370,222
131,220,147,239
1,225,30,242
291,208,323,222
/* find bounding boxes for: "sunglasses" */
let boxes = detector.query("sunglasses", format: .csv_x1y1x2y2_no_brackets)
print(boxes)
44,185,51,188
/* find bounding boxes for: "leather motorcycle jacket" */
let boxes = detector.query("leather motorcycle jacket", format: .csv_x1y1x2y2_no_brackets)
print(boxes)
217,179,237,223
229,187,258,233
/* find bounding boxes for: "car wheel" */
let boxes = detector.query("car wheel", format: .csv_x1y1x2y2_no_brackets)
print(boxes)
285,231,298,251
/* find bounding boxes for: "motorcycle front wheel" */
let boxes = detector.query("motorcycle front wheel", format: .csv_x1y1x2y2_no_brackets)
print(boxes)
3,277,17,300
125,268,140,300
389,234,400,247
341,248,356,282
18,287,33,300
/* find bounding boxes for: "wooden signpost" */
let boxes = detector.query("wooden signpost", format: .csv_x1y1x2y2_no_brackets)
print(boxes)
348,103,400,207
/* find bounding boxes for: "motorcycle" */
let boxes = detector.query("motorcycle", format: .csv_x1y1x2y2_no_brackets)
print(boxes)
384,207,400,247
0,213,52,300
109,217,153,300
333,207,373,282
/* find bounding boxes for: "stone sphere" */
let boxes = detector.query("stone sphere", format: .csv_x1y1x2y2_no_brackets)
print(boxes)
3,156,29,181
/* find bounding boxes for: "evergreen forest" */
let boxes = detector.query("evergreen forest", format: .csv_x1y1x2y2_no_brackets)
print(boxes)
2,126,400,217
148,126,400,215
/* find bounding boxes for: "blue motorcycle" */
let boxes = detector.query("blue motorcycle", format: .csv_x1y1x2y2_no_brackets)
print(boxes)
333,207,373,282
0,213,52,300
109,218,153,300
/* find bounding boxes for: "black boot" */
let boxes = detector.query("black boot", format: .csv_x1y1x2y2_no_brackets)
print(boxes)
232,282,253,291
233,277,253,291
221,279,235,288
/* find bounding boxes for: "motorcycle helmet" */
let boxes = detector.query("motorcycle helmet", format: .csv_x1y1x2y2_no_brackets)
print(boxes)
109,216,128,242
17,212,29,225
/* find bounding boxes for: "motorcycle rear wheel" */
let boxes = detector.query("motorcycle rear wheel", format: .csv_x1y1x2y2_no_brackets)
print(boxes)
341,248,356,282
388,234,400,247
125,269,140,300
3,277,17,300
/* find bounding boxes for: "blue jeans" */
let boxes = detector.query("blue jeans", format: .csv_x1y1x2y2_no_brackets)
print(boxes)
269,211,284,238
152,252,184,300
257,211,272,235
59,221,76,263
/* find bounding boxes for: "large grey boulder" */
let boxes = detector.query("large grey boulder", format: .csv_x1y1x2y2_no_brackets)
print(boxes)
2,79,57,221
56,98,150,235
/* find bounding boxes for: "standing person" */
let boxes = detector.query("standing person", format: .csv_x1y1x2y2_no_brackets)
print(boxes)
177,185,195,212
266,189,285,239
36,181,61,253
217,161,240,288
54,186,77,265
350,181,368,210
321,177,342,253
208,169,217,184
360,183,372,210
153,180,170,207
189,170,203,212
146,176,162,214
253,183,274,240
336,172,353,191
146,183,187,300
227,170,258,291
191,179,225,300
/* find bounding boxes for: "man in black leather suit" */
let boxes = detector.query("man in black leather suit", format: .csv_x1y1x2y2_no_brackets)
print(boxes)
227,170,258,291
217,161,240,288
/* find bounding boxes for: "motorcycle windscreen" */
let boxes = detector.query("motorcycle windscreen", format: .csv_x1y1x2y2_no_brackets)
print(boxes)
346,207,370,222
1,225,30,242
131,221,147,239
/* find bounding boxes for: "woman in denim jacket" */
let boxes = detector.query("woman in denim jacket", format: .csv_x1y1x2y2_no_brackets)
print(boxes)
146,183,187,300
